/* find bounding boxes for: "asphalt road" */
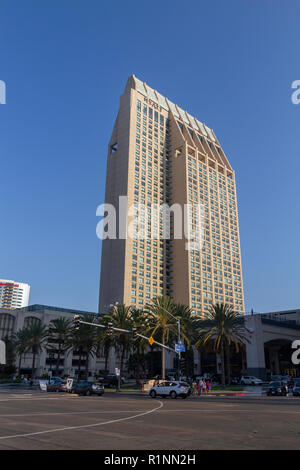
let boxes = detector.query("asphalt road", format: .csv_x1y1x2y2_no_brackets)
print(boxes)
0,389,299,450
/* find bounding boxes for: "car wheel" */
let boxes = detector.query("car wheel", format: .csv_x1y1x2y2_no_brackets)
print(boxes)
181,395,187,399
150,390,156,399
170,391,177,399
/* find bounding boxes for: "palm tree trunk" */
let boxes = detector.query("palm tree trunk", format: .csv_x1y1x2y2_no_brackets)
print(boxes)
162,329,166,379
105,351,109,373
31,352,36,380
225,344,231,385
78,352,82,379
220,341,225,386
56,348,61,374
18,353,22,375
85,350,89,375
120,344,125,377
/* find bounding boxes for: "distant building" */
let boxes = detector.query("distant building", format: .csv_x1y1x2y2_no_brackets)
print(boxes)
0,279,30,310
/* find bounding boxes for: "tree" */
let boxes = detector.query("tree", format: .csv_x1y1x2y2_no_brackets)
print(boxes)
174,303,198,377
25,322,49,379
130,308,149,379
196,303,249,385
145,296,179,379
47,318,73,375
12,327,31,374
105,304,133,377
69,314,98,379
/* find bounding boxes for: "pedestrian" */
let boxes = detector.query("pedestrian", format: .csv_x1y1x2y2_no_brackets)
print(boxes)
202,379,207,395
192,380,197,395
206,380,211,394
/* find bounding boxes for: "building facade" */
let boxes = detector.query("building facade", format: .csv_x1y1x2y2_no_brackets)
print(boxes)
0,279,30,310
99,76,244,315
0,304,299,379
0,305,119,377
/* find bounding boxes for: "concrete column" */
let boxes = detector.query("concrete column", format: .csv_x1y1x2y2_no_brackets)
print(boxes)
245,316,266,379
269,348,280,374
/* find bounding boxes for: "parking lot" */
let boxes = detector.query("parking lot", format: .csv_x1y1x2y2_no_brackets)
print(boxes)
0,388,299,450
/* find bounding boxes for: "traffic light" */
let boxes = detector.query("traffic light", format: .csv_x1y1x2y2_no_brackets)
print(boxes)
107,322,113,335
132,327,137,340
74,314,80,330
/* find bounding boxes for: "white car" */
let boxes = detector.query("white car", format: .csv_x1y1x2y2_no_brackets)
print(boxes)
149,381,190,399
240,376,263,385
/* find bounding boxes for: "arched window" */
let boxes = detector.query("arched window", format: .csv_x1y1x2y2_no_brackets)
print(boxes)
24,316,41,328
0,314,15,339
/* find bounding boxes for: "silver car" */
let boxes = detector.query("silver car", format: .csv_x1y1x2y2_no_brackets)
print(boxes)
149,381,190,399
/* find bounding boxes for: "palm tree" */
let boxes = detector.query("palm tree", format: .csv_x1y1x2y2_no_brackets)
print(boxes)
174,303,198,377
69,314,98,379
145,296,179,379
26,322,49,379
105,304,133,376
130,308,148,380
47,318,73,375
13,327,31,374
196,303,249,385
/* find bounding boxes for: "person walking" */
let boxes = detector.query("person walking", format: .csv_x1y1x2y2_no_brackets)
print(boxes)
206,380,211,394
202,379,207,395
192,380,197,395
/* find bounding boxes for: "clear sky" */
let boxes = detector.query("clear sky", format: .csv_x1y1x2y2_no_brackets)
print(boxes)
0,0,299,314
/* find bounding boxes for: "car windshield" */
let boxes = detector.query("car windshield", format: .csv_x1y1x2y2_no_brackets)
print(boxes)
270,381,281,386
294,378,300,385
180,382,188,387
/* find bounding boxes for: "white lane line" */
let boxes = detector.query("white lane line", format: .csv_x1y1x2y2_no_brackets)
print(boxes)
0,400,164,440
158,409,300,414
0,410,147,418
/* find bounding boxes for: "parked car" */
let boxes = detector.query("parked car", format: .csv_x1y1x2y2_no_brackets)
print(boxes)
240,376,263,385
73,381,104,396
149,381,190,399
101,374,125,388
266,381,288,396
292,378,300,396
47,378,67,392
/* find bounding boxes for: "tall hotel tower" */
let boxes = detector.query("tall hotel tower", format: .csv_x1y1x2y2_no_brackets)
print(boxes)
99,76,244,315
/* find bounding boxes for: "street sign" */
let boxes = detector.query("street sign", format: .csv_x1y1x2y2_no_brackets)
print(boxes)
149,336,155,346
175,343,185,353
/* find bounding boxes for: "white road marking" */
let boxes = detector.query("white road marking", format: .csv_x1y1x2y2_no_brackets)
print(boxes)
0,400,164,440
0,410,147,417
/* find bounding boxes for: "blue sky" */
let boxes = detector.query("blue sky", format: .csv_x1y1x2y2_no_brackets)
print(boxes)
0,0,299,313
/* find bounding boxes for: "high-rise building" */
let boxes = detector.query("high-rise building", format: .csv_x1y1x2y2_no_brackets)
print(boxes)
0,279,31,309
99,76,245,315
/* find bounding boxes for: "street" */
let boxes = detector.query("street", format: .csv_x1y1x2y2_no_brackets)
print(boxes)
0,389,299,450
